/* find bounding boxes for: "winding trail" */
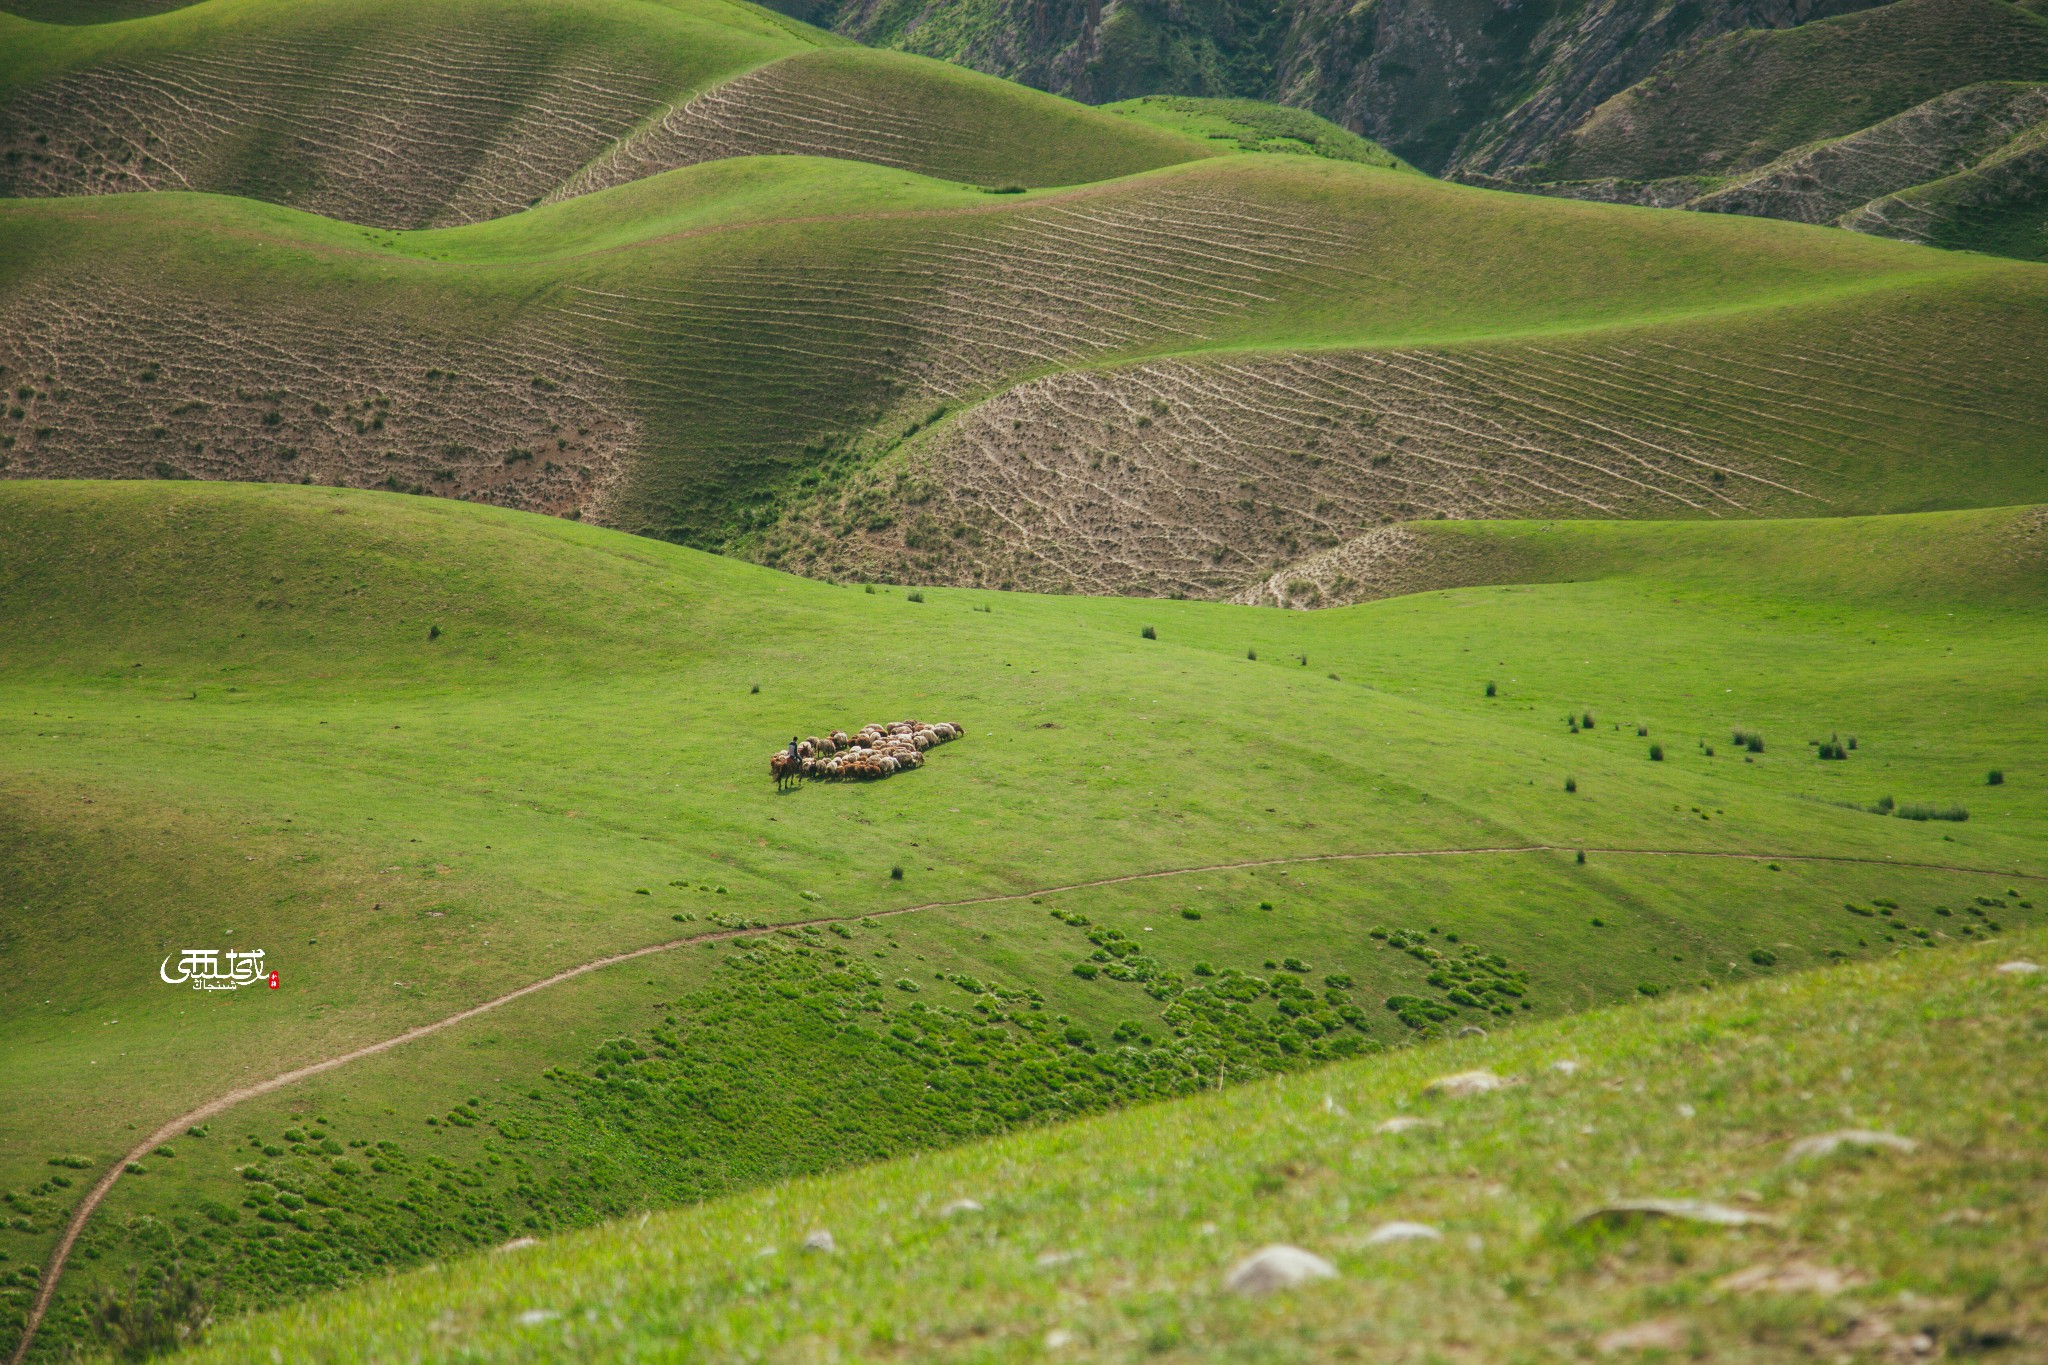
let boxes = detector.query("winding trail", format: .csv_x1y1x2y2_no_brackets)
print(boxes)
10,842,2038,1362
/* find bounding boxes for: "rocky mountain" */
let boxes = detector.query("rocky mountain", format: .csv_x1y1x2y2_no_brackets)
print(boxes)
783,0,2048,258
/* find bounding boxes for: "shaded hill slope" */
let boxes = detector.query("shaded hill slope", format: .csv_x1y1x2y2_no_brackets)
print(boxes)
183,920,2048,1364
5,155,2045,599
0,0,1215,228
1,480,2043,1357
780,0,2048,259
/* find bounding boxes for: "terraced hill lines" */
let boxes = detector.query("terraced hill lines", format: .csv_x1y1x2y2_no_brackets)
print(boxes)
550,47,1214,200
6,150,2048,592
1692,82,2048,229
0,0,816,227
1537,0,2048,187
760,269,2048,597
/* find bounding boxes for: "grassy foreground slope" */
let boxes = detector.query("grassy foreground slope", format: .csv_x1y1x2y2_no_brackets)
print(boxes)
4,153,2046,596
189,928,2048,1363
2,481,2043,1355
0,0,1214,228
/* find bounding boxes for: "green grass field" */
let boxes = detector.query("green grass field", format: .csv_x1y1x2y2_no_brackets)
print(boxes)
178,922,2048,1364
3,1,2047,1359
1,481,2041,1357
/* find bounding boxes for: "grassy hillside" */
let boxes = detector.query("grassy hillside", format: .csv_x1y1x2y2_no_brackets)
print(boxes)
1531,0,2048,183
1101,95,1412,169
182,921,2048,1363
0,0,1212,228
1,480,2043,1357
4,153,2044,596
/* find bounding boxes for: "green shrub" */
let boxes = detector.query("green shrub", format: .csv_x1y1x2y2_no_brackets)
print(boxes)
1140,625,1157,640
1648,744,1663,761
1180,908,1201,920
1895,804,1968,822
1988,769,2004,785
1749,948,1778,966
1281,957,1310,973
1246,648,1257,660
1071,963,1100,979
1564,776,1577,792
87,1265,211,1361
1484,681,1496,697
890,866,904,879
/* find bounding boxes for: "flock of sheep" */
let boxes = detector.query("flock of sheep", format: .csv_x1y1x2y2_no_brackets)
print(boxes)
769,719,965,784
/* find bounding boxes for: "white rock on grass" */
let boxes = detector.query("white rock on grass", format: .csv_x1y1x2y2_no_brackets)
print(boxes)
1595,1319,1686,1353
1044,1328,1076,1350
1574,1199,1782,1229
1424,1069,1511,1098
1715,1261,1865,1295
939,1198,983,1216
1223,1245,1339,1296
802,1230,835,1253
1550,1060,1581,1075
515,1309,559,1327
1785,1130,1918,1162
496,1237,539,1253
1994,960,2040,975
1374,1116,1433,1135
1359,1221,1442,1246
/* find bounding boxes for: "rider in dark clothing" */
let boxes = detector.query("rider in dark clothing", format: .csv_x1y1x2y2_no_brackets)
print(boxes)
787,737,801,768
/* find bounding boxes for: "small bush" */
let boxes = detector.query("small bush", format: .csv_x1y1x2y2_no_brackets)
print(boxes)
1246,648,1257,660
1485,681,1496,697
1636,725,1648,737
1191,961,1215,976
1140,625,1157,640
1648,744,1664,761
427,625,441,641
1281,957,1310,973
1564,776,1577,793
1576,849,1586,865
1818,741,1848,760
88,1265,211,1361
1749,948,1778,966
1582,712,1594,728
1257,900,1273,910
864,585,877,594
1180,907,1202,920
1071,963,1099,979
1895,804,1968,822
1988,769,2004,785
889,866,904,880
749,684,759,694
906,590,924,603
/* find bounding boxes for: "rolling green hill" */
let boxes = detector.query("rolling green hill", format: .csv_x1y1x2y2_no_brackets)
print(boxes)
0,0,1217,229
1,480,2042,1357
4,153,2045,599
181,924,2048,1364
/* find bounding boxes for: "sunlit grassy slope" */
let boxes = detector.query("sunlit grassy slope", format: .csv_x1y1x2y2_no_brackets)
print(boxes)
0,0,1217,226
1,481,2042,1354
186,924,2048,1364
4,153,2044,584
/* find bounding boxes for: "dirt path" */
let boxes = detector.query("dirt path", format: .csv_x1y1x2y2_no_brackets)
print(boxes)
10,842,2037,1362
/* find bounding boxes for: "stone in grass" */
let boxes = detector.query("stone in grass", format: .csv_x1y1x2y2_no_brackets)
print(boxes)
1456,1026,1488,1039
1358,1221,1441,1247
1715,1261,1865,1295
1423,1069,1511,1098
802,1230,836,1253
496,1236,539,1253
515,1309,559,1327
1373,1116,1433,1134
1550,1059,1581,1075
1223,1245,1339,1296
1573,1199,1782,1229
1994,960,2041,975
1785,1130,1917,1162
1595,1319,1687,1354
939,1198,983,1216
